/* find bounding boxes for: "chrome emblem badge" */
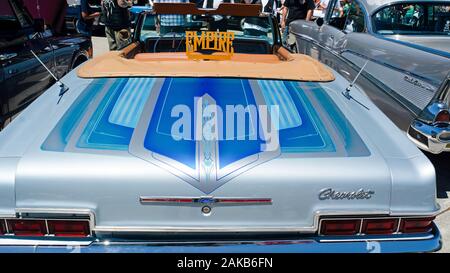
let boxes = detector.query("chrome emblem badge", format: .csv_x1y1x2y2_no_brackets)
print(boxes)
318,188,375,200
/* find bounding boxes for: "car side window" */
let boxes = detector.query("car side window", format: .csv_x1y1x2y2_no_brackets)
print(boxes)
327,0,366,33
343,0,366,33
373,3,450,34
327,0,345,30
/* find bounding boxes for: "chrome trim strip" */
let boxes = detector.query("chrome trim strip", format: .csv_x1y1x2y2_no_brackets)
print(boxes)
93,226,319,233
0,238,94,246
15,208,95,215
139,196,273,205
319,234,434,243
93,239,316,246
0,214,16,218
388,207,440,216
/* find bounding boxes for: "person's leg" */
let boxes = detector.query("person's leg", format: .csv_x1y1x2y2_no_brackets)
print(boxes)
282,25,289,47
105,27,118,51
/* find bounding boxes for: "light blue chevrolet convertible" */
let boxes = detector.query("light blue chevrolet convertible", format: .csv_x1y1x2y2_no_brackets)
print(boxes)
0,3,441,253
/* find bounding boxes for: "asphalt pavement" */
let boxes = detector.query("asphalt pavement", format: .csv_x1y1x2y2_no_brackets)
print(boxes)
92,36,450,252
93,36,110,57
426,152,450,253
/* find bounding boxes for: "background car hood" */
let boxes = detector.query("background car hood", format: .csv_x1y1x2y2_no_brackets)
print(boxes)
22,0,68,34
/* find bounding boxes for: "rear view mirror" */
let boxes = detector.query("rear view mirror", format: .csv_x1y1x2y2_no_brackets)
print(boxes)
316,17,324,27
33,19,45,33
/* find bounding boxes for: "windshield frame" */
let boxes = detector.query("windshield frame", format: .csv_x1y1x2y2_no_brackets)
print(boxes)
133,11,282,51
139,13,275,40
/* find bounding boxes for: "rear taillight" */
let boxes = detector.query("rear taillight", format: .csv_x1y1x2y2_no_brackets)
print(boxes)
400,217,435,234
319,217,435,236
1,219,91,237
47,221,90,237
435,110,450,124
362,219,398,235
0,220,6,235
320,219,360,235
7,220,47,236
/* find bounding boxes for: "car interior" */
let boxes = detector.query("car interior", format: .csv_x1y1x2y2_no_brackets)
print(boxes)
373,3,450,34
136,13,276,54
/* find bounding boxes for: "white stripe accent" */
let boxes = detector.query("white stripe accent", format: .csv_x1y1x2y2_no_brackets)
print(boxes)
109,78,156,128
258,80,302,130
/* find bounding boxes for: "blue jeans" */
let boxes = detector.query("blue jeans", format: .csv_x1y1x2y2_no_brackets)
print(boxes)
282,25,290,47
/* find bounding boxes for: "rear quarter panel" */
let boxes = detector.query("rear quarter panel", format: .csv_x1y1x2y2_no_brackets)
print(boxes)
343,33,450,111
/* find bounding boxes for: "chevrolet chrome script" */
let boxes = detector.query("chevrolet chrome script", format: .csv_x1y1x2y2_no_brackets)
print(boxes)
319,188,375,200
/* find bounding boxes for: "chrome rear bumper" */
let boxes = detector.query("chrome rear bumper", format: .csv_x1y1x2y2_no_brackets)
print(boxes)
0,224,441,253
408,120,450,154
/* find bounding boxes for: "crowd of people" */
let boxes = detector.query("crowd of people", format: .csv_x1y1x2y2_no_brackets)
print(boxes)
78,0,133,50
77,0,358,50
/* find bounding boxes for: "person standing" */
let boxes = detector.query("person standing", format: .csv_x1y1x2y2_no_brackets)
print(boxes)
101,0,133,50
319,0,343,17
77,0,101,36
154,0,188,35
281,0,315,46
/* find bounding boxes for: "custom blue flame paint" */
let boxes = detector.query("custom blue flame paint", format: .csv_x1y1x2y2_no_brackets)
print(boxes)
42,77,368,160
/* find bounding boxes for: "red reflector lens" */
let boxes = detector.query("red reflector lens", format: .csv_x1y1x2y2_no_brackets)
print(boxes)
362,219,398,235
435,110,450,123
47,221,90,237
7,220,47,236
320,220,360,235
401,217,435,234
0,220,6,235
